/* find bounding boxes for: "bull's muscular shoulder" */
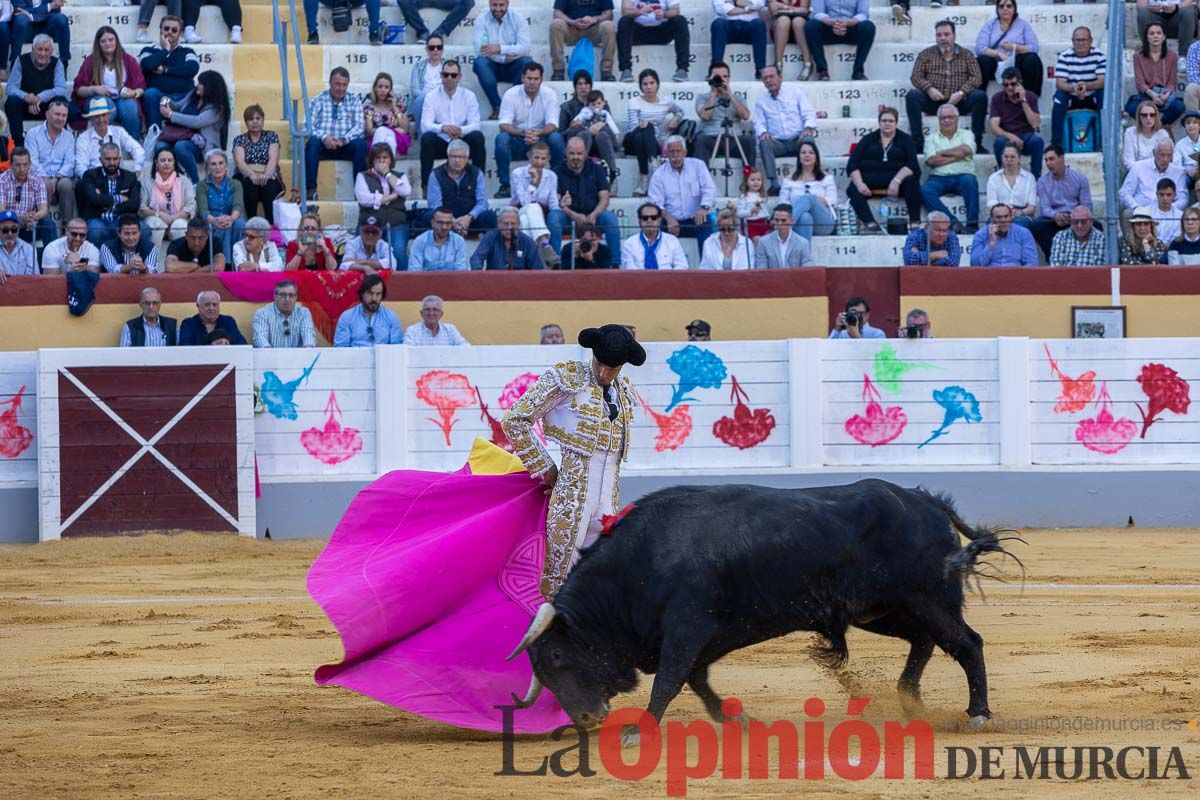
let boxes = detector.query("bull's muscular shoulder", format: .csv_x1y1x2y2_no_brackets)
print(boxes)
549,360,590,391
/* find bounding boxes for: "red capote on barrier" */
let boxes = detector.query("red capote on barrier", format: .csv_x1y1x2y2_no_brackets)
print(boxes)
217,270,391,343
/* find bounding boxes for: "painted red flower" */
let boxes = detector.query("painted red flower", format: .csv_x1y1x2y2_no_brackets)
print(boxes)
712,375,776,450
1075,383,1138,455
0,385,34,459
1044,343,1096,414
1135,363,1191,439
844,375,907,447
416,370,475,445
476,386,511,452
637,391,692,452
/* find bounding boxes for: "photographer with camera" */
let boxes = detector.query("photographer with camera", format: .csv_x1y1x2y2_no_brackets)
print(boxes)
829,295,886,340
693,62,756,165
285,212,339,271
561,220,613,269
899,308,933,340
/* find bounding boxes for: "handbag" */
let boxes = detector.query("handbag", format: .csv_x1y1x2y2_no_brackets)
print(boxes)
158,123,194,144
331,0,353,32
273,189,303,241
836,201,858,236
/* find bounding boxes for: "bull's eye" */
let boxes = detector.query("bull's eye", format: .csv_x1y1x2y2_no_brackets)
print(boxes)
551,648,564,667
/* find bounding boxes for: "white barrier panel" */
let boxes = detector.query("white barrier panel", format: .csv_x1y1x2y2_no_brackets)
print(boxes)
0,352,37,485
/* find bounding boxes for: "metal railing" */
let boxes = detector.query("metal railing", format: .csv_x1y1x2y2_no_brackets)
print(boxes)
272,0,313,214
1102,0,1125,266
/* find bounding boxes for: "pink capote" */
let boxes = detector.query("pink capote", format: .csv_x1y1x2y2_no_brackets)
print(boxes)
307,452,572,733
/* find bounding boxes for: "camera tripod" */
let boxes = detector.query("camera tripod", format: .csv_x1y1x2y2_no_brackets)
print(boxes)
707,116,752,197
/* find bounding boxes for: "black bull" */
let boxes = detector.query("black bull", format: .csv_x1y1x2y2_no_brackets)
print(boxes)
508,479,1021,730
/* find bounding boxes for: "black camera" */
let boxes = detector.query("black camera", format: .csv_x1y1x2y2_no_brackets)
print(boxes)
578,239,593,255
708,76,724,89
844,311,861,328
904,325,921,339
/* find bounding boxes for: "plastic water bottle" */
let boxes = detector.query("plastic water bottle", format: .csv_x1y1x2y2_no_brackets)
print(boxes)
878,201,889,228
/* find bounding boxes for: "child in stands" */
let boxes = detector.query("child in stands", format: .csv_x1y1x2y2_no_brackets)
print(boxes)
736,167,770,240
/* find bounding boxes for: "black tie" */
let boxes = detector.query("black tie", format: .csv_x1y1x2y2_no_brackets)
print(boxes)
603,384,618,422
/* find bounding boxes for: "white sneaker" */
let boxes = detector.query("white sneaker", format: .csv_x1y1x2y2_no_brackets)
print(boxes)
230,25,242,44
183,26,202,44
135,27,150,43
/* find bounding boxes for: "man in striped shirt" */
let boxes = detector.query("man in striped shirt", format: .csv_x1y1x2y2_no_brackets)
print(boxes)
119,287,178,347
403,294,470,346
252,279,318,348
1051,27,1106,149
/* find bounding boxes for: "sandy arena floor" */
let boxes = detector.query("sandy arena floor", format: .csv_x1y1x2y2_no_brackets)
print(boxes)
1,528,1198,798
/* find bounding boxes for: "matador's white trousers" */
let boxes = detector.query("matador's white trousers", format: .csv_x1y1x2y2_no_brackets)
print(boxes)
540,446,622,601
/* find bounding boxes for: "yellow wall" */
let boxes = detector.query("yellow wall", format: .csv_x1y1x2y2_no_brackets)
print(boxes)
905,295,1200,339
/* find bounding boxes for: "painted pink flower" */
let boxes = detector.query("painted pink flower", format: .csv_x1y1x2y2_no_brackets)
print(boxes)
497,372,539,409
0,385,34,459
1136,363,1192,439
301,392,364,465
844,375,907,447
1075,384,1138,455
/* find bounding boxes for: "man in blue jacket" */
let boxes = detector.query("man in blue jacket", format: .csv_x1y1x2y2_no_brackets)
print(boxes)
139,15,200,129
179,289,248,346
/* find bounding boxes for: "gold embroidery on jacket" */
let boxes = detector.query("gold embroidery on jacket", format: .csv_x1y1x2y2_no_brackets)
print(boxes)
541,450,587,601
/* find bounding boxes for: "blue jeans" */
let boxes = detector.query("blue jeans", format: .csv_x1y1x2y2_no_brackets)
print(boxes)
211,217,246,265
804,18,875,75
0,21,9,70
304,136,368,194
710,18,767,74
920,173,980,226
156,140,203,183
1125,92,1184,126
142,87,190,129
547,208,621,265
789,194,837,242
676,217,715,252
473,56,531,112
11,12,71,68
397,0,475,39
993,132,1045,180
1051,89,1102,148
305,0,381,34
382,222,410,270
494,131,565,186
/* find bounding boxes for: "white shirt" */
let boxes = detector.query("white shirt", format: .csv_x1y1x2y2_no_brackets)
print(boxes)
472,10,531,62
499,85,560,132
620,231,689,269
232,240,284,271
41,236,100,273
699,233,752,269
1151,204,1181,245
648,157,717,219
420,86,483,143
1122,127,1171,172
1173,133,1200,177
75,123,146,179
985,169,1037,211
340,236,397,270
753,84,818,140
712,0,765,18
629,0,680,28
780,174,838,209
1119,159,1187,211
510,164,560,209
403,320,470,346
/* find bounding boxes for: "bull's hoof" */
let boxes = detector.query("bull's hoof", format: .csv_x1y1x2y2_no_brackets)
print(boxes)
898,690,924,718
621,725,640,749
727,712,751,730
966,714,989,731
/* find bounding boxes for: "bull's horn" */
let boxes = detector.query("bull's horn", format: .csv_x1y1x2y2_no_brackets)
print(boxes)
510,675,543,709
506,602,556,661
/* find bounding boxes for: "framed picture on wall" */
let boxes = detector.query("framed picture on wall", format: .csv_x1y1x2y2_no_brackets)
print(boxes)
1071,306,1126,339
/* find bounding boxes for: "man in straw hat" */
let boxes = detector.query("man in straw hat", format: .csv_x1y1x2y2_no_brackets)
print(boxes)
502,324,646,602
74,96,145,180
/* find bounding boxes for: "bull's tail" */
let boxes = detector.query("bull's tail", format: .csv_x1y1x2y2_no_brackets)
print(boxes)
915,487,1026,595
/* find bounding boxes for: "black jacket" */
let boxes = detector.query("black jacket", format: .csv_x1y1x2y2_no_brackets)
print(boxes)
78,167,142,221
124,315,178,347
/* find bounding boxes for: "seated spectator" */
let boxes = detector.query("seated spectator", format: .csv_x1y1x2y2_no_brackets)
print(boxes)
355,142,411,270
334,274,404,348
100,213,158,274
617,0,690,83
1186,41,1200,112
1028,145,1093,258
232,217,284,272
179,289,247,346
1174,110,1200,190
471,208,542,270
422,139,497,236
1136,1,1195,71
409,207,468,272
396,0,473,44
139,16,199,129
71,26,145,136
1150,178,1182,243
75,97,146,180
136,1,183,45
165,216,224,272
693,62,755,167
418,60,486,189
712,0,769,80
0,211,36,275
989,67,1043,179
284,213,339,271
231,106,283,224
1127,23,1183,126
363,72,411,158
473,0,532,120
1120,207,1169,265
900,308,932,339
779,140,837,243
846,106,921,234
539,323,565,344
620,202,688,269
1167,205,1200,264
41,218,100,274
1049,205,1106,267
511,141,562,268
5,34,69,148
563,89,620,180
921,104,978,232
559,71,593,143
495,61,563,199
902,211,961,266
549,0,617,82
305,67,368,201
970,203,1039,266
26,97,75,227
737,167,770,239
341,216,397,273
700,207,752,269
406,34,446,137
1125,101,1172,172
1051,26,1105,149
196,150,245,265
805,0,874,81
1119,140,1187,225
252,279,317,348
551,136,621,260
303,0,383,44
829,295,884,339
120,287,177,347
155,69,228,183
181,0,245,45
987,141,1037,225
753,65,817,195
140,148,196,253
10,0,71,73
975,0,1042,97
754,203,814,267
624,68,684,196
561,221,613,269
686,319,712,341
906,20,986,154
404,294,470,346
769,0,814,80
78,143,142,244
648,136,717,248
0,148,56,247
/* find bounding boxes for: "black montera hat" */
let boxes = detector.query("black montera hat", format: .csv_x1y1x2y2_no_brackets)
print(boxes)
578,324,646,368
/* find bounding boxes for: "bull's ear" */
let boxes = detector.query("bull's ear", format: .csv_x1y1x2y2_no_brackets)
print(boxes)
506,603,556,661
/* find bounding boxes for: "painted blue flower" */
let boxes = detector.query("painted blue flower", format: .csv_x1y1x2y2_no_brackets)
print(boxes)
665,345,727,412
919,385,981,449
261,356,319,420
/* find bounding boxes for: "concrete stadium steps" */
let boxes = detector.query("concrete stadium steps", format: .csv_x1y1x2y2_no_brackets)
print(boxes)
60,5,259,45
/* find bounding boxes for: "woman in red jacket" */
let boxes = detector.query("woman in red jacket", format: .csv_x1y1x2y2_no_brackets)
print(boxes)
71,27,147,136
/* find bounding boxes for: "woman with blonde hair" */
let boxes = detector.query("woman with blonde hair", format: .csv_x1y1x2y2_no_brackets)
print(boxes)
362,71,411,157
699,207,752,269
1119,207,1168,265
1123,100,1171,170
1167,205,1200,265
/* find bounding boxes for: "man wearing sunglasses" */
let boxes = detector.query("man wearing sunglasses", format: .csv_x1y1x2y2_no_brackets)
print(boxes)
988,67,1044,179
418,59,487,188
333,273,404,348
0,211,36,277
252,279,317,348
138,15,200,130
619,202,687,270
40,218,99,274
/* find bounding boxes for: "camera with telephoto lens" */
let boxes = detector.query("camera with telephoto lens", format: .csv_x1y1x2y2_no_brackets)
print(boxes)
578,239,593,255
708,76,724,89
844,310,861,328
904,325,921,339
